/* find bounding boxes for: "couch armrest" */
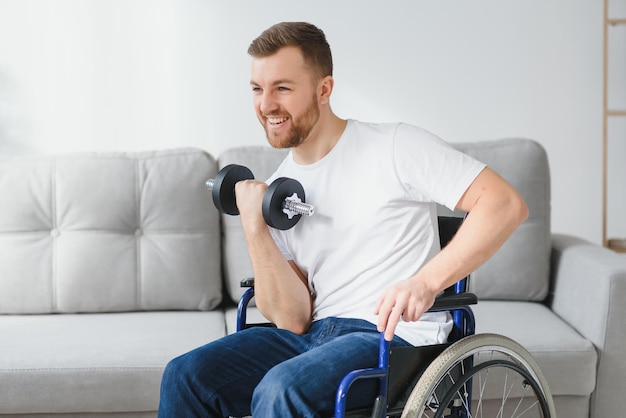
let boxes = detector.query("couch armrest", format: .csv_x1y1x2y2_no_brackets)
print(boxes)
550,233,626,417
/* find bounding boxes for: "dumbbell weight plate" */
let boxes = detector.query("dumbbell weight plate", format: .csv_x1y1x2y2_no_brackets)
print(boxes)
262,177,305,230
212,164,254,215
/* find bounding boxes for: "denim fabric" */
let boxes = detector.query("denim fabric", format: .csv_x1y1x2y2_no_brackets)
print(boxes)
158,317,411,418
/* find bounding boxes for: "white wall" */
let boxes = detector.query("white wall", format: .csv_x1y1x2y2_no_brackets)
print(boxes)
0,0,623,246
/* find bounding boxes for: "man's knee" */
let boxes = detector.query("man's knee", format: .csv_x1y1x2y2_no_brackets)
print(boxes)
161,354,192,392
251,364,300,409
251,360,332,416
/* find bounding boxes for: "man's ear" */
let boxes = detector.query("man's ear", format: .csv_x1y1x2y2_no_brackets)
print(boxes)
318,75,334,105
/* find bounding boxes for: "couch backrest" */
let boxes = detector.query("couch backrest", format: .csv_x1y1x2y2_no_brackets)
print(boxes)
0,148,222,314
454,138,551,301
217,147,289,303
219,138,551,303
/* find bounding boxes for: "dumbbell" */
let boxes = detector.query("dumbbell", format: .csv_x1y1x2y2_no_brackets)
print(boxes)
205,164,315,230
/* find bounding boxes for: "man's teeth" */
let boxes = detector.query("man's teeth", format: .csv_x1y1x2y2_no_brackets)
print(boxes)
268,117,287,124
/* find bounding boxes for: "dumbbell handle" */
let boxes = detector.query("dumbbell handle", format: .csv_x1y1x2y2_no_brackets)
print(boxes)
205,179,315,217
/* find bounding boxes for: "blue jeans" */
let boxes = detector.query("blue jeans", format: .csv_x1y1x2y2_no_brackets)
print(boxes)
158,317,411,418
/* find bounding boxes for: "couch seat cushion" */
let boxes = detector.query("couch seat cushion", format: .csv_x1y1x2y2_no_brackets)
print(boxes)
225,306,270,335
0,312,225,414
473,301,597,398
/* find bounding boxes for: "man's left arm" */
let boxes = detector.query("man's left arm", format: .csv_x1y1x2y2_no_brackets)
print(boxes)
375,167,529,341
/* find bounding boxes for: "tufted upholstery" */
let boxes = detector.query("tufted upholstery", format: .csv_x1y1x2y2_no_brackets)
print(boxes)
0,148,221,314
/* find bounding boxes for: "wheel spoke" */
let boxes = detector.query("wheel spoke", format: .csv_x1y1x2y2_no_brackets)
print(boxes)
515,400,541,418
496,372,508,418
474,366,489,418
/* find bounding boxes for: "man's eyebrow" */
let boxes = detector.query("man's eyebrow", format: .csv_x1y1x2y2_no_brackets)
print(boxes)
250,79,296,87
272,79,295,85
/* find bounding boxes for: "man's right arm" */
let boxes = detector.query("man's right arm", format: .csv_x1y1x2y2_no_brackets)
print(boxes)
235,180,313,334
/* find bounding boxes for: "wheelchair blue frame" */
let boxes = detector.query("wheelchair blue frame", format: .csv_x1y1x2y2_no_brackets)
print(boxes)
235,216,478,418
236,287,255,333
236,279,477,418
333,280,476,418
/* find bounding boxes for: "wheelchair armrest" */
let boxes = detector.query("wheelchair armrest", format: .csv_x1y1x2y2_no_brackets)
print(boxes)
428,292,478,311
240,277,255,288
428,292,477,337
240,278,476,309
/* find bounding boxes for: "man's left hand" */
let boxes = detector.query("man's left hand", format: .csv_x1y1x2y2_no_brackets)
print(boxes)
374,278,436,341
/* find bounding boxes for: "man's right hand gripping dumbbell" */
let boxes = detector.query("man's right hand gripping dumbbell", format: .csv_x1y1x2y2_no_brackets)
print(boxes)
205,164,314,230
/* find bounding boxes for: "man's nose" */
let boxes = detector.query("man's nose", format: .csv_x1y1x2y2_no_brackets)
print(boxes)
259,92,278,115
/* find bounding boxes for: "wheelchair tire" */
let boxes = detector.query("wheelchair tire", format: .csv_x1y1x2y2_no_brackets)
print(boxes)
400,333,556,418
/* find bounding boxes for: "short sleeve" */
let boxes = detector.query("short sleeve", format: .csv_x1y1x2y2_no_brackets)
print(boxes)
393,123,486,210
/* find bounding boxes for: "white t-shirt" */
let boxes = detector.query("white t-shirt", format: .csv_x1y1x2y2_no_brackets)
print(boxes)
267,120,485,346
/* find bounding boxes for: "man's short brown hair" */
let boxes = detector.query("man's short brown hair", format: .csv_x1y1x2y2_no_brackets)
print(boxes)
248,22,333,80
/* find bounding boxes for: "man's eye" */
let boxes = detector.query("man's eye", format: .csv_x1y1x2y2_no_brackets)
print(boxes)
251,87,262,93
278,86,290,92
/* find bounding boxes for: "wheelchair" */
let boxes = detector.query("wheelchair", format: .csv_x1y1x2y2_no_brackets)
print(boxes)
236,216,556,418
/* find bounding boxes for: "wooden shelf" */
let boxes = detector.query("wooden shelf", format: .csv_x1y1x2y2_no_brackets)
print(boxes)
608,239,626,253
602,0,626,249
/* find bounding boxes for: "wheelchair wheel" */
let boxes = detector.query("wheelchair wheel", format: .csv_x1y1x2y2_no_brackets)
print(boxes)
400,333,555,418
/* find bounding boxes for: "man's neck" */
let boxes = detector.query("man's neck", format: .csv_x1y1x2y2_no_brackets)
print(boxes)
291,114,347,165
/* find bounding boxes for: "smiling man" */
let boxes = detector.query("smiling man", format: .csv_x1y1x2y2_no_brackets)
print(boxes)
158,22,528,418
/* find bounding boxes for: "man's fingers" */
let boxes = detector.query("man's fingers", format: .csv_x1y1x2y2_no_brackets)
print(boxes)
376,296,393,332
376,285,430,340
402,305,419,322
376,279,434,341
384,307,403,341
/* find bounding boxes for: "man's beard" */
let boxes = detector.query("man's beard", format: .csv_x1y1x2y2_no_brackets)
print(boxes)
264,97,320,149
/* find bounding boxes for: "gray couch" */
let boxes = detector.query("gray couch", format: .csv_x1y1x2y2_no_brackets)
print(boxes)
0,139,623,417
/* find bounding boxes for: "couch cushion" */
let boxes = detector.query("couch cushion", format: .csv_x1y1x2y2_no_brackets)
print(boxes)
217,146,288,303
473,301,597,397
454,139,551,301
0,148,221,313
225,305,270,335
0,312,225,414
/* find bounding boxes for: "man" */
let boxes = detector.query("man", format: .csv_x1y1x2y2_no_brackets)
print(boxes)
158,22,528,417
